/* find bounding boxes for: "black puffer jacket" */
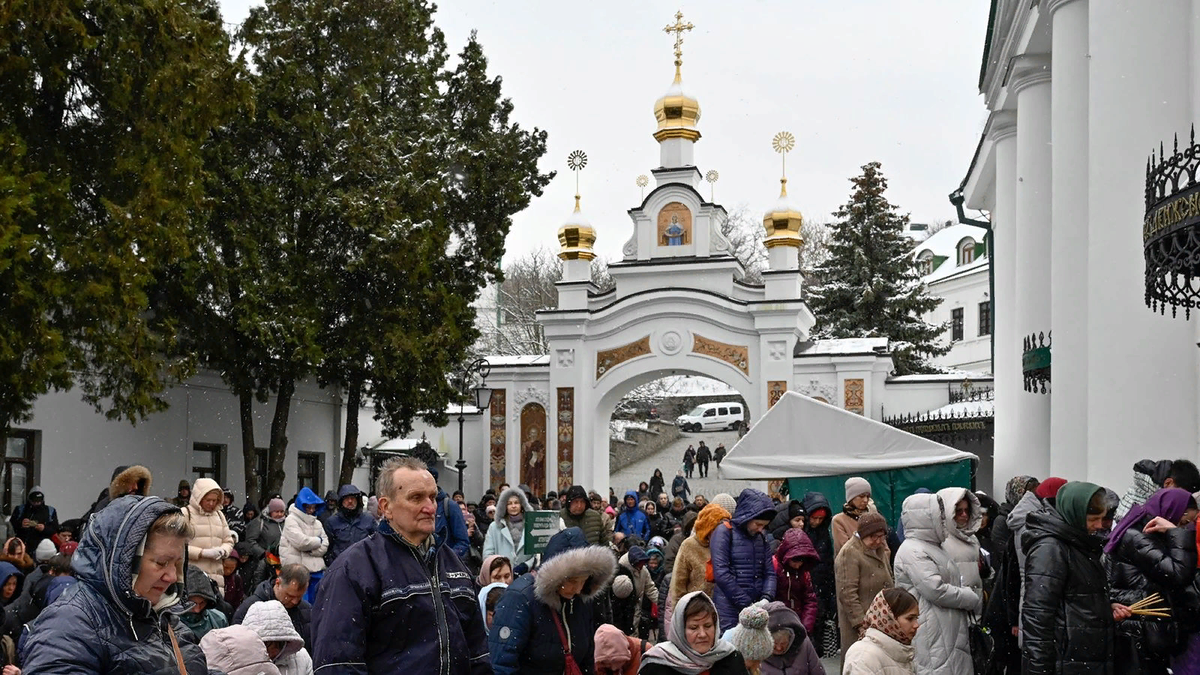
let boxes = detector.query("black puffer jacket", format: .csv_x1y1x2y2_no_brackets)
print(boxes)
801,492,836,614
1105,519,1197,662
1021,508,1114,675
19,496,213,674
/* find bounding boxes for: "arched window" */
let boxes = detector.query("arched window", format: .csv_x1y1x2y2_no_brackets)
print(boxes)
917,251,935,275
958,238,977,266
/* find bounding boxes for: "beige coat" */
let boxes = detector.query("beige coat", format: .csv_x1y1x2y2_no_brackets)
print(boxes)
186,478,235,590
834,532,893,651
832,510,859,555
279,504,328,572
842,628,915,675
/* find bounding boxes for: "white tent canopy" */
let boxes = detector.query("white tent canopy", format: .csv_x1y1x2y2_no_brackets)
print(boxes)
721,391,976,479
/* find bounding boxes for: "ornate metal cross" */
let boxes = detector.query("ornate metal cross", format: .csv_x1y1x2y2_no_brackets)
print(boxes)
663,11,694,67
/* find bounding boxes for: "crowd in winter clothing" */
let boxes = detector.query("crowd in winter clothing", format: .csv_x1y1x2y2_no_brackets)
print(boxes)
5,452,1200,674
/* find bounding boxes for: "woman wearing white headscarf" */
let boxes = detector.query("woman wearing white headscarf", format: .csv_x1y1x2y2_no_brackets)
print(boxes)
639,591,748,674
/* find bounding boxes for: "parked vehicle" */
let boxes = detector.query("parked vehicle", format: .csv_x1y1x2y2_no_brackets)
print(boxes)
675,402,745,433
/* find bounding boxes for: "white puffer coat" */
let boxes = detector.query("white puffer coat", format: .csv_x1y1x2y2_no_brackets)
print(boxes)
280,504,328,573
241,599,313,675
186,478,235,590
893,493,981,675
936,487,984,596
842,627,916,675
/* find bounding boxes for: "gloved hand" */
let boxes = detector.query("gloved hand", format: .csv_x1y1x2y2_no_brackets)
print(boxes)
201,548,224,560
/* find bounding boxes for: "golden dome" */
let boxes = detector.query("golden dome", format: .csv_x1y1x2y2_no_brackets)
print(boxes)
558,195,597,261
653,65,702,143
763,178,803,249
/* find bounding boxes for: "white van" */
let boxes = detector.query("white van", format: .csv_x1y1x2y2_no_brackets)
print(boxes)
675,402,745,432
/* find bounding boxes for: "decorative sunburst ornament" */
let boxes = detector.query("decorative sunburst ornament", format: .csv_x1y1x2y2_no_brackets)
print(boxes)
705,170,719,201
636,174,649,200
567,150,588,201
772,131,795,195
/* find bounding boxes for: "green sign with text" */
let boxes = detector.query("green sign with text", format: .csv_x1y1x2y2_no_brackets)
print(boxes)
523,510,561,555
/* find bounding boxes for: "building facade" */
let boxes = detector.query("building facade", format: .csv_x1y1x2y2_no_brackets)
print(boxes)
954,0,1200,494
914,224,992,374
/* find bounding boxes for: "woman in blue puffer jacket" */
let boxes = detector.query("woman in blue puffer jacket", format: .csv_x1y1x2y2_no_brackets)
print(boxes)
19,495,216,674
709,488,778,632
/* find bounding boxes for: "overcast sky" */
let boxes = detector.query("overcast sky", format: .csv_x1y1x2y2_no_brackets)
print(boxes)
218,1,991,263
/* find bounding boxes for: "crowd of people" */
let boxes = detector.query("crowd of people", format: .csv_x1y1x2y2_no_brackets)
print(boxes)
1,454,1198,674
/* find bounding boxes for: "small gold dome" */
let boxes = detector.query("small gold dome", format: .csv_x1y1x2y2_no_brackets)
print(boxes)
763,178,803,249
558,195,597,261
653,66,702,143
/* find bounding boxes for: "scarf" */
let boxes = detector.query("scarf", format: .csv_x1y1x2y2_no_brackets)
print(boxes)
1105,487,1194,554
506,513,524,544
863,590,910,645
641,591,738,675
1005,475,1036,507
842,503,866,519
1055,482,1102,533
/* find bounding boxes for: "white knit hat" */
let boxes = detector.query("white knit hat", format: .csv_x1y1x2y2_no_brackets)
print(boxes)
728,602,773,661
241,600,304,659
611,574,634,599
712,493,737,515
35,539,57,563
845,477,872,504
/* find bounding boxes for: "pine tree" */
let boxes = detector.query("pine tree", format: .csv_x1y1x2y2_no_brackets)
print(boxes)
808,162,948,374
0,0,243,442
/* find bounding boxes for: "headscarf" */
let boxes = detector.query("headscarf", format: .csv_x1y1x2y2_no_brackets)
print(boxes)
1054,481,1103,532
863,590,912,645
1035,477,1068,501
477,554,510,587
640,591,738,675
1005,475,1036,507
1104,487,1195,554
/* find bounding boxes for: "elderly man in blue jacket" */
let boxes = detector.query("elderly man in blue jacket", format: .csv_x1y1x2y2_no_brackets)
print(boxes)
312,456,491,674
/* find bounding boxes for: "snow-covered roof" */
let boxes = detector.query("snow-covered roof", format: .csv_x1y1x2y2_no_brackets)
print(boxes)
927,398,994,417
484,355,551,367
925,253,989,284
794,337,889,357
913,224,988,260
887,372,993,383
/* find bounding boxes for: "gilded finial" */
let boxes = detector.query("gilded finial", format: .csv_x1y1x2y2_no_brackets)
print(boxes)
559,150,596,261
772,131,795,197
663,10,695,73
636,174,649,200
567,150,588,205
705,170,719,202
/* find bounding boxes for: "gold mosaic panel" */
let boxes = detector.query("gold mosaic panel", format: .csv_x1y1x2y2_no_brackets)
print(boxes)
596,336,652,380
692,334,750,376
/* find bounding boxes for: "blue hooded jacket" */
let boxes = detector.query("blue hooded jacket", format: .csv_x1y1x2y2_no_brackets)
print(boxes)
0,562,23,604
615,491,651,541
488,528,616,675
311,515,490,674
709,487,778,631
293,487,325,514
18,496,212,674
430,469,470,559
323,484,376,564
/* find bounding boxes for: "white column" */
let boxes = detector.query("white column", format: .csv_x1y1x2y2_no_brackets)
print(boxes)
1048,0,1089,476
1088,1,1198,492
1011,57,1053,476
990,113,1022,495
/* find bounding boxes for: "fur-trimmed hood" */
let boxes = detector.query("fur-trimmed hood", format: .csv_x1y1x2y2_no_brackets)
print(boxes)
110,465,153,499
532,528,615,611
495,487,533,525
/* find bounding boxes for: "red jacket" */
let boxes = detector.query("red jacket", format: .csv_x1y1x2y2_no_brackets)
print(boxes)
773,528,820,634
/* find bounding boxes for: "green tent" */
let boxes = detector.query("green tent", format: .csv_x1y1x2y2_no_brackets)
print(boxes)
721,392,977,527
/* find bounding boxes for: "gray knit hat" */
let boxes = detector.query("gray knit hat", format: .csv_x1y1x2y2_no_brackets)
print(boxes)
712,493,737,515
845,476,871,504
728,602,773,661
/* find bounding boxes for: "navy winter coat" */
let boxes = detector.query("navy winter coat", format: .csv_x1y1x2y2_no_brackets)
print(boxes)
710,488,778,631
615,491,651,541
323,484,376,564
488,528,616,675
18,496,213,674
311,517,491,674
435,488,471,558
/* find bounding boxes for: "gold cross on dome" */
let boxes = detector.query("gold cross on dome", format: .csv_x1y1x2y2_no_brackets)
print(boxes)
663,11,694,67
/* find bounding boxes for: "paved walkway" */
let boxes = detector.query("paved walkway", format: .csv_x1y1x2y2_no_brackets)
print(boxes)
610,428,767,500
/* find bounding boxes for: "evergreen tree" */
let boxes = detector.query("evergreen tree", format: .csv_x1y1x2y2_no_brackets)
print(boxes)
808,161,948,374
0,0,243,442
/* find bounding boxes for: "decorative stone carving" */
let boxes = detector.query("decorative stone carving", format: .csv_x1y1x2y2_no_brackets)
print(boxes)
710,219,732,253
510,385,549,423
556,349,575,369
844,379,865,415
556,388,574,493
658,330,685,356
692,334,750,376
767,380,787,408
797,379,836,404
489,389,506,488
622,231,638,259
768,341,787,361
596,336,652,380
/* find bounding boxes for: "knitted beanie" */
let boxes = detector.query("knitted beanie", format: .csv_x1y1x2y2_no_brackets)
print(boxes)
611,574,634,599
728,602,773,661
845,477,872,504
35,538,58,563
267,498,286,514
712,493,737,515
857,512,887,539
1035,477,1068,500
